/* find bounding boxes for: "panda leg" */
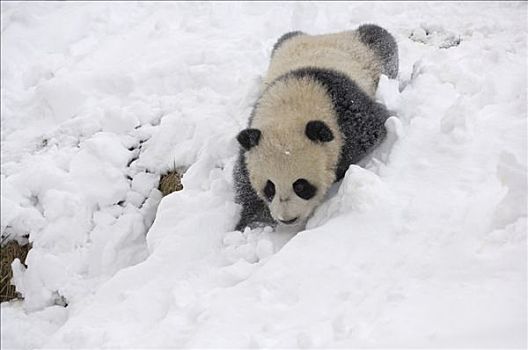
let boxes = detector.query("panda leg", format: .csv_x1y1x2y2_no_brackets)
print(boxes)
357,24,399,79
233,155,276,231
271,31,305,56
235,201,275,231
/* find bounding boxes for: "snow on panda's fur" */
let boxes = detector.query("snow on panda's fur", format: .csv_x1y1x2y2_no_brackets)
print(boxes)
233,24,398,231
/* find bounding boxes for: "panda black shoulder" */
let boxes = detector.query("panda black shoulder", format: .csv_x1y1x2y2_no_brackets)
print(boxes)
275,67,390,181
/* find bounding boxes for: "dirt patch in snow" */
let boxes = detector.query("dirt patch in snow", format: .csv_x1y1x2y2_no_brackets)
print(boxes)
158,170,184,196
1,241,31,302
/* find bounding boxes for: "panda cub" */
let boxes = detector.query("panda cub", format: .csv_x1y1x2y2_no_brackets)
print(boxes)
233,24,398,231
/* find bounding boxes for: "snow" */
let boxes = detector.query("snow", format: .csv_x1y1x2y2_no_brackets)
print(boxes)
1,2,526,349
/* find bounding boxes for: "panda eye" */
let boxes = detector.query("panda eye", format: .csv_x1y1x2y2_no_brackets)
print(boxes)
293,179,317,200
263,180,275,201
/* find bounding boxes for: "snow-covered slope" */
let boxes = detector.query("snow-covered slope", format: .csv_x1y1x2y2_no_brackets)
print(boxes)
1,2,526,348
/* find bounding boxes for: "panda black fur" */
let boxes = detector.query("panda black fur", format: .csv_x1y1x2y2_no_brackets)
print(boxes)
234,24,398,231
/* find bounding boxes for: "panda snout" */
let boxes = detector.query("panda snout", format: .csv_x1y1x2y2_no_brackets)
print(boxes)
279,217,298,225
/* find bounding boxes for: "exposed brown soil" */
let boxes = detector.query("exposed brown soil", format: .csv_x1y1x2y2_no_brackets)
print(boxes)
1,241,31,302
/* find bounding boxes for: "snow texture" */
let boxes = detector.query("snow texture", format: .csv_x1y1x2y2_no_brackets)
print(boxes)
1,2,526,349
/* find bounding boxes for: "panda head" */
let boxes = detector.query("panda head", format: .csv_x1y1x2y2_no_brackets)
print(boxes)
237,76,342,226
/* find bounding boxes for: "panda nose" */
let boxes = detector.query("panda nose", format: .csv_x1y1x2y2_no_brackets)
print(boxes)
279,217,298,225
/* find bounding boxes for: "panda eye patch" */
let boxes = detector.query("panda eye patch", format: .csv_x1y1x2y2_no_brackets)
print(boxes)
293,179,317,200
263,180,275,201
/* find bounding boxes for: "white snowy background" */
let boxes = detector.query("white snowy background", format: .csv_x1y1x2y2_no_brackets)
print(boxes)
1,2,526,349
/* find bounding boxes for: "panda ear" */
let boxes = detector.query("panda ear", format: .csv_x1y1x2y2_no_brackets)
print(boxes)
237,128,261,150
305,121,334,143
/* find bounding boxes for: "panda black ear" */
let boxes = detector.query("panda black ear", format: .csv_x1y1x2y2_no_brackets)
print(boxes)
237,128,261,150
305,121,334,143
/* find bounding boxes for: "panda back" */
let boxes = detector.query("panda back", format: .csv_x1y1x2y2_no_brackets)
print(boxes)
265,30,383,97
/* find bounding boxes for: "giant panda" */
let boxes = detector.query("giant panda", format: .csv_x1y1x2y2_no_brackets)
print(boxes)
233,24,398,231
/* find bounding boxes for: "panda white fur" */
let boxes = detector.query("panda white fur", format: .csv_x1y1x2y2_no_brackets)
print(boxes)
233,24,398,231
